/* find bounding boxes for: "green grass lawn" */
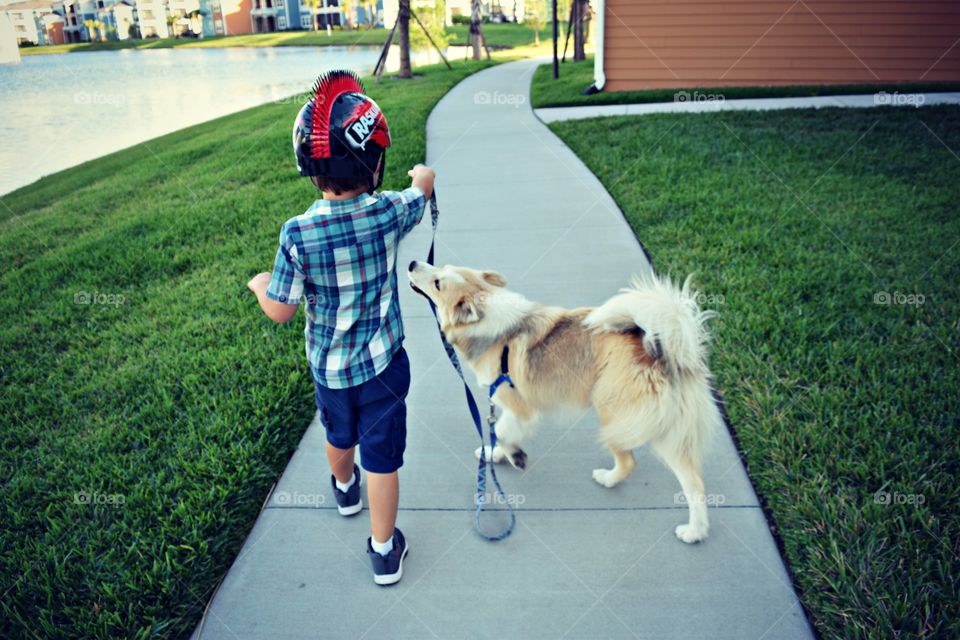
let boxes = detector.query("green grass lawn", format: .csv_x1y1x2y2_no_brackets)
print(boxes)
532,57,960,108
446,22,551,49
0,57,496,639
22,23,549,56
549,107,960,638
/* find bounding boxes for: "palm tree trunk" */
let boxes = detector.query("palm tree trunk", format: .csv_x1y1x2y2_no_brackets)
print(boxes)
397,0,411,78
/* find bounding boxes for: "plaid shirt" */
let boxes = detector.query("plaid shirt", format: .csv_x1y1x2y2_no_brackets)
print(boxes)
267,187,426,389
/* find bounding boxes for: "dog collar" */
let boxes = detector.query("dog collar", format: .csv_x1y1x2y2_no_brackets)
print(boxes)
488,345,515,399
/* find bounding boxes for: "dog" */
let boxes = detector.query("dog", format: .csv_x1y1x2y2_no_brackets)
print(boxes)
407,261,723,543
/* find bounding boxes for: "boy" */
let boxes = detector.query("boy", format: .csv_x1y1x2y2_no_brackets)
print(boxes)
247,70,434,586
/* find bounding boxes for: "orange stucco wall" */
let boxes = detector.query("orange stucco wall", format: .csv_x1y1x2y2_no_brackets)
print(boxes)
221,0,253,34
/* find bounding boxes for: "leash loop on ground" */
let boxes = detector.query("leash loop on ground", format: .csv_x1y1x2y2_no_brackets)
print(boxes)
424,191,515,541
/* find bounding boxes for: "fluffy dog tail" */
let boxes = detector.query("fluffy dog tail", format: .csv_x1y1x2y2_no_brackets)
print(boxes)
584,272,715,380
583,272,722,462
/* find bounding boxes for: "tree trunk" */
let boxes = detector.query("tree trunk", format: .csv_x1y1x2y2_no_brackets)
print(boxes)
573,0,585,61
470,0,483,60
397,0,412,78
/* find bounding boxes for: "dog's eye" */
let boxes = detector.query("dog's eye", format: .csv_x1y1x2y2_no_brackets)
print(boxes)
434,279,441,291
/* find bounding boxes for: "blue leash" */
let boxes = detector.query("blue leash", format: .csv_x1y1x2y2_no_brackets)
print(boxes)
424,191,516,541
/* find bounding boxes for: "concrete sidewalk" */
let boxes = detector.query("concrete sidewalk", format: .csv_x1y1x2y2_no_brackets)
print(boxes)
536,91,960,123
194,59,814,639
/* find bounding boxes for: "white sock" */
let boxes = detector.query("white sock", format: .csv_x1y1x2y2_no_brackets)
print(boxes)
335,473,356,493
371,534,393,556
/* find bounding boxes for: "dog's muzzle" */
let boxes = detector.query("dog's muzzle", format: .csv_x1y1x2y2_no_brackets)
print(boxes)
407,261,429,297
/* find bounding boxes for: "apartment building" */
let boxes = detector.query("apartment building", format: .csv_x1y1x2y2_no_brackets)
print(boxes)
215,0,250,35
95,0,137,39
250,0,299,33
5,0,64,45
57,0,97,42
132,0,166,36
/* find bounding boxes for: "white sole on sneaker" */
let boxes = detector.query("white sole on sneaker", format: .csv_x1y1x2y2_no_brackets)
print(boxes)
373,545,408,586
337,499,363,516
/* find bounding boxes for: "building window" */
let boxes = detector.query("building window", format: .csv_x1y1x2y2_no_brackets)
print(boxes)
277,14,285,29
300,14,311,28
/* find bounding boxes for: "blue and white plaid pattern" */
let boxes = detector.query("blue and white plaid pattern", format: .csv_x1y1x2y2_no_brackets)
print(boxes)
267,187,426,389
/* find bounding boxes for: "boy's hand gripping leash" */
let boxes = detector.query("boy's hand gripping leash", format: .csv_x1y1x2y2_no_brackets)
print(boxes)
424,191,516,541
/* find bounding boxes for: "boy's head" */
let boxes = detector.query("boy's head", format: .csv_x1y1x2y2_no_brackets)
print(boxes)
293,70,391,196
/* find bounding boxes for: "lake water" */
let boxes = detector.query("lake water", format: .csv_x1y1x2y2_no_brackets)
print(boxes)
0,46,402,196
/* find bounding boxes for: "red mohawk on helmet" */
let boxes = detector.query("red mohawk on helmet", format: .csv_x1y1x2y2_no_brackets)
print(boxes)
292,68,391,188
308,70,365,159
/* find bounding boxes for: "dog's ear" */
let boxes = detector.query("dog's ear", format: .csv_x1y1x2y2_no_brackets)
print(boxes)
453,296,482,324
481,270,507,288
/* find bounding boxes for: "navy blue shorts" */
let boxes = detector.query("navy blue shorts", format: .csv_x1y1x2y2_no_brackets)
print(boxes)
313,347,410,474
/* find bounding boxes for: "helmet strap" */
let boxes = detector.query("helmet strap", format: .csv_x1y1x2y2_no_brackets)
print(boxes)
370,153,385,194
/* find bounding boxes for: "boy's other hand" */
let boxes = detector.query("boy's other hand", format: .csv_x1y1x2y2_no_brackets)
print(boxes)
408,164,435,200
248,271,299,323
247,272,272,295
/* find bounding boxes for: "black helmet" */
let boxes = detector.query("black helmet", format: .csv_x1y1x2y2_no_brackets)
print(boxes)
292,69,391,191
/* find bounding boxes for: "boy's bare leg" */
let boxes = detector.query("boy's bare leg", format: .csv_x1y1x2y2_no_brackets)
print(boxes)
326,442,356,484
366,470,398,543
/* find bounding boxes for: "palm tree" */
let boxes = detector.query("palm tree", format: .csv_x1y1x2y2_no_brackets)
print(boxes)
364,0,376,28
525,0,545,45
307,0,322,31
83,18,102,41
339,0,356,29
397,0,411,78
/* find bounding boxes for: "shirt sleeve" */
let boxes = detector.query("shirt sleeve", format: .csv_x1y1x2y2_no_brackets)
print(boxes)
266,222,306,305
384,186,427,239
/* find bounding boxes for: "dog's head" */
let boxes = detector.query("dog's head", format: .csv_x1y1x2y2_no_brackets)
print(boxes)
407,261,508,333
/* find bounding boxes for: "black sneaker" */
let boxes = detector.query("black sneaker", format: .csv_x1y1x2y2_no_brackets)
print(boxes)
367,528,409,586
330,465,362,516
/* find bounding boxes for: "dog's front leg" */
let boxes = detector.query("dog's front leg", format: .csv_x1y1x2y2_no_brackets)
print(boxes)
474,408,531,470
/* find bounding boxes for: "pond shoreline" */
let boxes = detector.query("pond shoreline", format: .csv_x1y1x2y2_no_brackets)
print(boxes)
2,45,391,196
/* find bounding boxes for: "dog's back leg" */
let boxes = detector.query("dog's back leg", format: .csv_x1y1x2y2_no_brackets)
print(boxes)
653,441,709,543
592,446,636,488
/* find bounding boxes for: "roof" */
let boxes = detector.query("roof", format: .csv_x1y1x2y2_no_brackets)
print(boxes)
4,0,56,11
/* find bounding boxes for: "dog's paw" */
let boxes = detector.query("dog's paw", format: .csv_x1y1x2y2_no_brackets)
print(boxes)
592,468,622,488
509,449,527,470
475,445,506,463
674,524,708,544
